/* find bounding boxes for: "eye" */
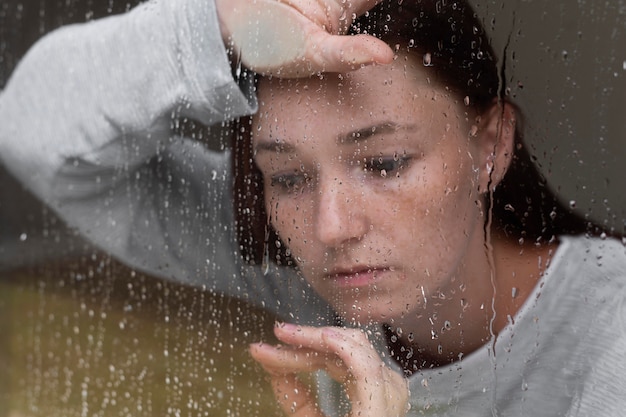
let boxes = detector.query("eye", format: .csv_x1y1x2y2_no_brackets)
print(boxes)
362,155,412,177
269,172,313,194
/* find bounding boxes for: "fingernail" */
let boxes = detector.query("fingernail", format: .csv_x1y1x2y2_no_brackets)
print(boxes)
275,322,297,331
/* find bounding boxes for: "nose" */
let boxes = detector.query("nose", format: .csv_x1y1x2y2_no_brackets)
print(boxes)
315,174,370,248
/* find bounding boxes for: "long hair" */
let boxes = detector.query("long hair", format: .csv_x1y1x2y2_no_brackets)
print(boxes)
232,0,591,265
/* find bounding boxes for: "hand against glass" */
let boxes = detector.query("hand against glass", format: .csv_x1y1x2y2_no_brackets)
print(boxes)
215,0,394,77
250,324,409,417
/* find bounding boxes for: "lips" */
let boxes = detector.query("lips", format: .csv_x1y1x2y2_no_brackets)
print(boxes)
325,266,392,288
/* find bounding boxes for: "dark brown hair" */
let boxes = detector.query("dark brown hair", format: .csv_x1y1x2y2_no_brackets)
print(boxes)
232,0,591,265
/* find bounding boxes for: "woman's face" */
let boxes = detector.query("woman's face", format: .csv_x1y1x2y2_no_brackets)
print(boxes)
252,56,492,325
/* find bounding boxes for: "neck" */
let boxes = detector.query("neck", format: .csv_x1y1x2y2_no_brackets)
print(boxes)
385,233,557,374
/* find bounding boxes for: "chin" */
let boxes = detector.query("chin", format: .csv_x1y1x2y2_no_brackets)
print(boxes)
332,297,403,327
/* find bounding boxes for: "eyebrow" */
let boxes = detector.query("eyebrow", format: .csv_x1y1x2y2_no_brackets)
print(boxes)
254,121,415,155
338,121,410,144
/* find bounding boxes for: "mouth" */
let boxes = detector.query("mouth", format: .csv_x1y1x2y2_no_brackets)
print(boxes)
325,266,392,289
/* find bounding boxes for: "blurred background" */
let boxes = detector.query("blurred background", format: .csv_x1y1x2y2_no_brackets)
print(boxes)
471,0,626,235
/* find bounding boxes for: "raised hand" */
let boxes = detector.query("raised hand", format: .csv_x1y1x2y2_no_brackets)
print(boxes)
250,324,409,417
215,0,394,77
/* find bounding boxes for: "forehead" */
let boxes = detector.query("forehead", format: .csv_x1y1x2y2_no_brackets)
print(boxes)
252,56,464,135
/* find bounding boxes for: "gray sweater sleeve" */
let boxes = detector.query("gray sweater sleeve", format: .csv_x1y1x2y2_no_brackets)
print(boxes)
0,0,334,324
0,0,255,189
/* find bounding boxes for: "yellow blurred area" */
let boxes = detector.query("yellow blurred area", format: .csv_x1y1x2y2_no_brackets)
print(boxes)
0,255,285,416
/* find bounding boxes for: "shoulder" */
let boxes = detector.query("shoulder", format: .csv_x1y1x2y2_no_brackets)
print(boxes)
539,235,626,326
553,235,626,282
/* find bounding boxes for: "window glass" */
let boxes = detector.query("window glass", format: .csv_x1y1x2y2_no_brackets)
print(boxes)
1,1,624,416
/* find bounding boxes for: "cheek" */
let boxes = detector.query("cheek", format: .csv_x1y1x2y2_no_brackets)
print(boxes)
378,155,479,235
265,191,314,252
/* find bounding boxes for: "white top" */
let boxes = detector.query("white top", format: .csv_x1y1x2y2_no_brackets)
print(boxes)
319,236,626,416
1,0,625,415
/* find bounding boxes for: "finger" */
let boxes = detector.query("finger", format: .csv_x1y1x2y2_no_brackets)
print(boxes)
279,0,384,34
250,342,347,380
321,328,409,417
341,0,383,16
274,324,379,370
305,31,395,74
274,325,409,417
250,343,324,374
273,325,382,383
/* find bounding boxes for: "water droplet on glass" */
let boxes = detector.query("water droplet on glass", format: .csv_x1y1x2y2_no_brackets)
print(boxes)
423,53,433,66
262,244,270,276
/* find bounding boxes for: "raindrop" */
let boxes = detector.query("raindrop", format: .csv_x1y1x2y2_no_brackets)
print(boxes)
423,52,433,67
262,236,270,276
569,200,577,209
19,233,27,241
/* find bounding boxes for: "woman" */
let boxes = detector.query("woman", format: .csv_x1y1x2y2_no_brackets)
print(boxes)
234,1,625,416
1,0,624,416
